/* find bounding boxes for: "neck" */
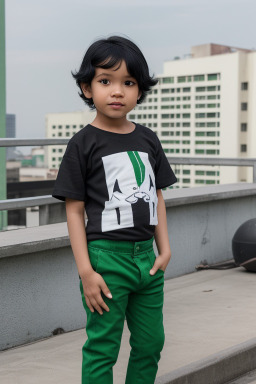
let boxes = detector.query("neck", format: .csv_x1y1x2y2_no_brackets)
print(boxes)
91,114,133,131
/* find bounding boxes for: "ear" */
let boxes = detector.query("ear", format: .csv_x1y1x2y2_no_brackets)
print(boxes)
137,91,142,101
81,83,92,99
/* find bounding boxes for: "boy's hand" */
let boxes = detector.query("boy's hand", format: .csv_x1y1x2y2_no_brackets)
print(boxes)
149,253,171,275
81,271,112,315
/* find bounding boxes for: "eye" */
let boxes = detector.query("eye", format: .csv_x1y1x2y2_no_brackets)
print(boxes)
99,79,110,85
125,80,136,86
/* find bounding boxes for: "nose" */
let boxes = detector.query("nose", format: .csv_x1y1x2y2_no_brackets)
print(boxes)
111,86,124,98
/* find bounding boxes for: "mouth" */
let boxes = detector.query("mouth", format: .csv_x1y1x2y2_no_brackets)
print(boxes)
108,102,124,109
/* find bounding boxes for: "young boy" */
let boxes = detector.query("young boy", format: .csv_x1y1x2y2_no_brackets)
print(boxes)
52,35,177,384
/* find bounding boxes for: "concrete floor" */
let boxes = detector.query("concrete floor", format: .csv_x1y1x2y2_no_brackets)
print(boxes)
1,267,256,383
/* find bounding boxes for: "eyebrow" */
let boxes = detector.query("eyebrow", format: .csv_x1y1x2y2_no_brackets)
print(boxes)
95,73,135,79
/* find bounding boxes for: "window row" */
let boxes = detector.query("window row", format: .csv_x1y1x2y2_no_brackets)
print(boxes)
195,149,220,155
159,73,220,84
52,132,75,137
195,140,220,145
195,103,220,108
161,96,191,102
195,112,220,118
162,122,191,127
161,104,191,109
195,170,220,176
196,95,221,100
195,131,220,137
52,124,83,129
161,113,191,119
196,86,221,92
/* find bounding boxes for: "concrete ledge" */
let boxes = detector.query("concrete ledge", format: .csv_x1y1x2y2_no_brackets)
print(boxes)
163,183,256,207
156,337,256,384
0,222,70,259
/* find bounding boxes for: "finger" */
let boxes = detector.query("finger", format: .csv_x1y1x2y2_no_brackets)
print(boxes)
149,263,160,275
85,296,95,313
100,280,112,299
97,297,110,312
90,298,104,315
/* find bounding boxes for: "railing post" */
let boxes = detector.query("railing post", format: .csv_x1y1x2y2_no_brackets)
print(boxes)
253,162,256,183
39,205,49,226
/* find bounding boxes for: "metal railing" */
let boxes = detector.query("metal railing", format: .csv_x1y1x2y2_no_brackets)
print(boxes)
1,138,256,212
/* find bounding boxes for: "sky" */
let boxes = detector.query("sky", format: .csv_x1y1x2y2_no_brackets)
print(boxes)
5,0,256,146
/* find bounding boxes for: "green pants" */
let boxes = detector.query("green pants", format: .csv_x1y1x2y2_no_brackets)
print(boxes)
79,236,165,384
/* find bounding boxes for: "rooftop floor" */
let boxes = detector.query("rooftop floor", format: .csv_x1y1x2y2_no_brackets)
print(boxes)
1,267,256,383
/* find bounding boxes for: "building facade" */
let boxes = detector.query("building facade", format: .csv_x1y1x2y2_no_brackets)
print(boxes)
45,109,96,169
128,43,256,188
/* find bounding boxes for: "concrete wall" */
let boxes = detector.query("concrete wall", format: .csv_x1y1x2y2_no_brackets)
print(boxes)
1,183,256,351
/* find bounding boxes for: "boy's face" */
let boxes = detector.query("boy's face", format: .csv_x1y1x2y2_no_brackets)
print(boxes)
81,60,141,121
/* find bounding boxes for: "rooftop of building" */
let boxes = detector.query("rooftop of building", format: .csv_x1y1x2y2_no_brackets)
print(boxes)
191,42,255,58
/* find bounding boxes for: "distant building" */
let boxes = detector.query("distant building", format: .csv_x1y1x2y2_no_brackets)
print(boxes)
45,109,96,169
128,43,256,188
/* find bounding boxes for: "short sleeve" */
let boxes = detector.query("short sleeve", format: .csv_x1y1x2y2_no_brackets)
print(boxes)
154,133,177,189
52,139,86,202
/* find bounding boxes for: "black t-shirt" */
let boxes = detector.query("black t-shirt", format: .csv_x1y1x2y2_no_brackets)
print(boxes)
52,123,177,242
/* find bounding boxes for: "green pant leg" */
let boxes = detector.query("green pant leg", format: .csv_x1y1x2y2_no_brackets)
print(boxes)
125,270,165,384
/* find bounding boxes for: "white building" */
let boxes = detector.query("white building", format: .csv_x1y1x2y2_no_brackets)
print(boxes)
128,43,256,188
45,109,96,169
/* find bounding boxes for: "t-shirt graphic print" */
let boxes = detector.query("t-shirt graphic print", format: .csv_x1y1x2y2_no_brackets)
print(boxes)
52,123,177,242
102,150,158,233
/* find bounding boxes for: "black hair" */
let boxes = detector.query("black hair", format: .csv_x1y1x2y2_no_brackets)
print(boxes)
71,35,158,109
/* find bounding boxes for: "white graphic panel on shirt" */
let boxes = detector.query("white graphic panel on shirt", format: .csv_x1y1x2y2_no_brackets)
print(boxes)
101,151,158,232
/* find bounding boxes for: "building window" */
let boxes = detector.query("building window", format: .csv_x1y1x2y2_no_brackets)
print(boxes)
208,73,218,81
162,77,174,83
196,170,205,175
241,123,247,132
178,76,186,83
241,82,248,90
65,125,70,129
194,74,205,82
241,144,247,152
196,87,206,92
195,113,205,118
161,89,171,94
183,87,191,93
207,113,217,118
183,170,191,174
241,103,247,111
52,125,56,129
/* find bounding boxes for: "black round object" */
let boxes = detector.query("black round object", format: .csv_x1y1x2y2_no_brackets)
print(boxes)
232,218,256,267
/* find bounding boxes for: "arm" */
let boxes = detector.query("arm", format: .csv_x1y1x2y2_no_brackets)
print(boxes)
65,198,112,314
150,189,172,275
